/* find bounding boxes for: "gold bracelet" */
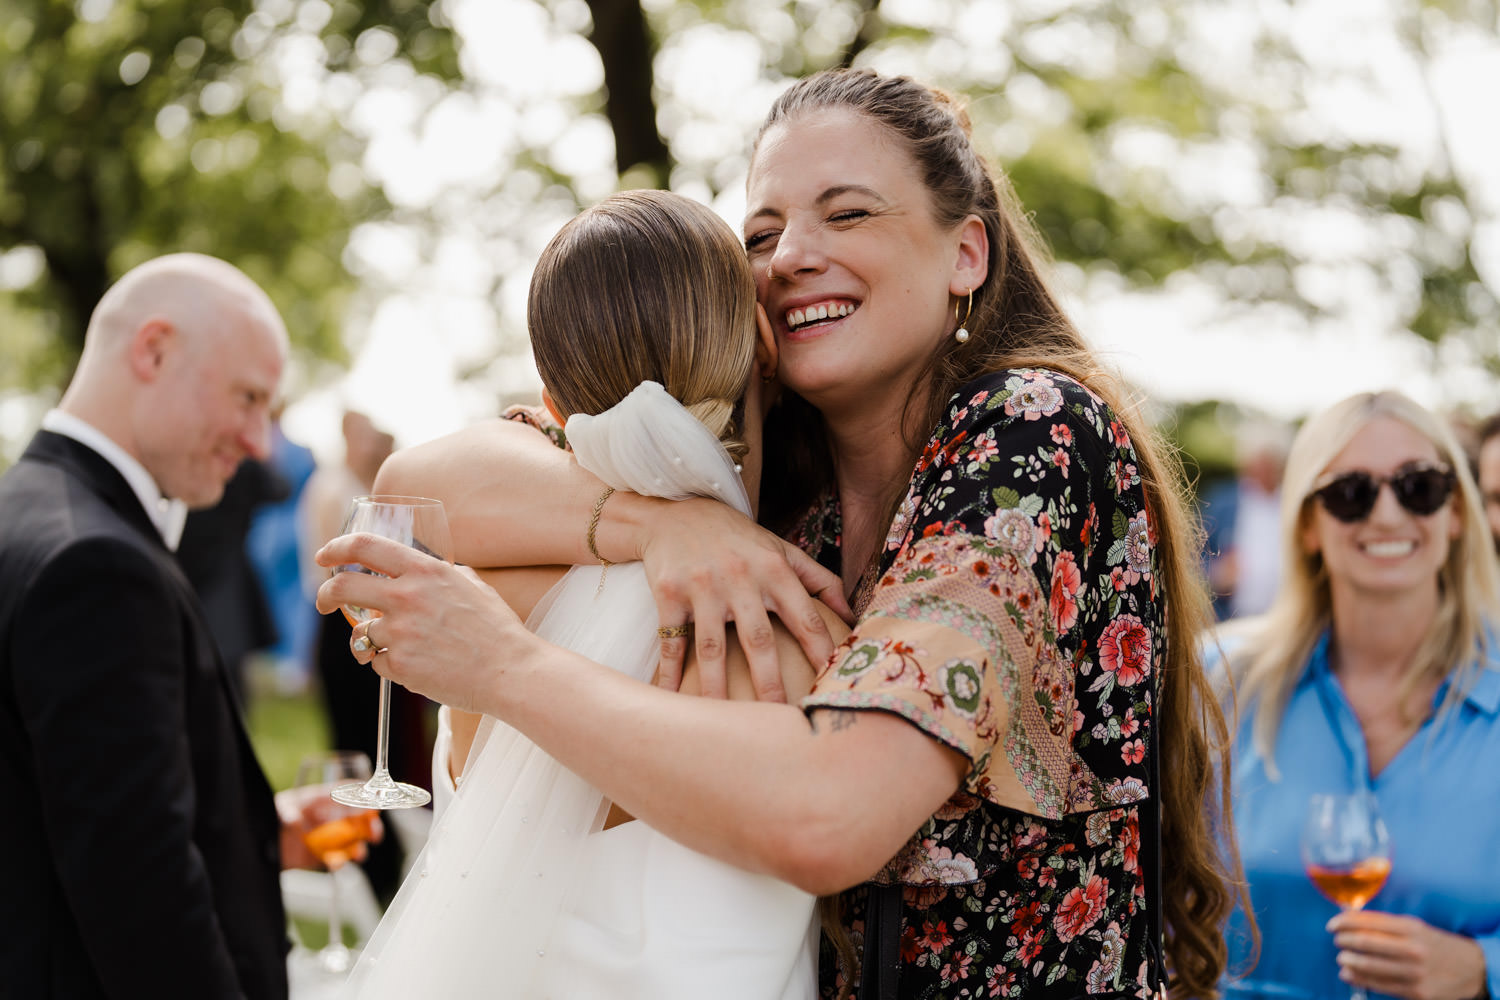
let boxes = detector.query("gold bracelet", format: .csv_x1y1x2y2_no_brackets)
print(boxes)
587,485,615,593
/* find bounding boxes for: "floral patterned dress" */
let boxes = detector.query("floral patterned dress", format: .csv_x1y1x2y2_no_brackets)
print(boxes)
796,369,1163,999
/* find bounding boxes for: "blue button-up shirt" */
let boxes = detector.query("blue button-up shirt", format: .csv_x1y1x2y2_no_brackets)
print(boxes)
1223,631,1500,1000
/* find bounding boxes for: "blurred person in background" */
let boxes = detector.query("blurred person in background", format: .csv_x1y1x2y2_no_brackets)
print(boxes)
247,404,320,694
1204,420,1291,620
300,406,425,902
1476,412,1500,553
1219,390,1500,1000
0,254,295,998
176,455,288,700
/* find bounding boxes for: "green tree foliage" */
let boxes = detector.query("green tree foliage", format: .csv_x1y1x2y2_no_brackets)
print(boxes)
3,0,1496,426
0,0,459,393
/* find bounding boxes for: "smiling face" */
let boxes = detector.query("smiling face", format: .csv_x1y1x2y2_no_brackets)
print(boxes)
743,108,985,422
136,299,286,508
1300,415,1461,602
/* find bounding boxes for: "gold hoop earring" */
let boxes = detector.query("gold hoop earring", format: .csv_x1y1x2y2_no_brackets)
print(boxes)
954,288,973,344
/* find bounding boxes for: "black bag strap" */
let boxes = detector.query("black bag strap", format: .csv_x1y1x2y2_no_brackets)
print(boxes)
1142,704,1168,997
858,883,903,999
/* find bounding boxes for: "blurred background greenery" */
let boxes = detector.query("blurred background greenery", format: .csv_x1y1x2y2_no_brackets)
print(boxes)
2,0,1498,769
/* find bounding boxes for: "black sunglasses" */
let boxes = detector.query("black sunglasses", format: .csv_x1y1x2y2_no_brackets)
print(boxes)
1309,465,1456,523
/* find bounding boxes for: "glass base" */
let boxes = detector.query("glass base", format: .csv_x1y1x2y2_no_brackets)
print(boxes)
332,776,431,810
316,941,355,974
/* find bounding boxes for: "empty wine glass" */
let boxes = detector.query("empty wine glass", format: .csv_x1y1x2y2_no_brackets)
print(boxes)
331,495,453,810
294,751,376,975
1301,791,1392,1000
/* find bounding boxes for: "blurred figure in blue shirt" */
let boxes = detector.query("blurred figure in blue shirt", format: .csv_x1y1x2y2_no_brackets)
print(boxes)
246,408,318,694
1218,390,1500,1000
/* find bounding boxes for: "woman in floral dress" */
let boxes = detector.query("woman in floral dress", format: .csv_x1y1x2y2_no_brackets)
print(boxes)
320,68,1246,998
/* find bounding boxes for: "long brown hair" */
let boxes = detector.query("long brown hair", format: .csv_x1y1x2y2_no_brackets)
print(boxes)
752,68,1249,998
529,190,758,456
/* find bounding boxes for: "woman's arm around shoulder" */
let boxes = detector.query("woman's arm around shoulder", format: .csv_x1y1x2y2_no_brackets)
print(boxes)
374,416,601,568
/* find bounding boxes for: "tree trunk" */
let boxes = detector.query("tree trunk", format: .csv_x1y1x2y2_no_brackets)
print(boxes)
584,0,671,183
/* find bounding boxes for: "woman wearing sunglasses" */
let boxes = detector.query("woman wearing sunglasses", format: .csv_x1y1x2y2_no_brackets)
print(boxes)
1218,390,1500,1000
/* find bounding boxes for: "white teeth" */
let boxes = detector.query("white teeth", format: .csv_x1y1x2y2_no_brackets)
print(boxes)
1363,540,1415,557
784,301,855,330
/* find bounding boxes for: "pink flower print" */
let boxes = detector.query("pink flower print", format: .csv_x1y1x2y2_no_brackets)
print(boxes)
987,966,1018,995
1054,875,1109,942
886,493,919,549
941,952,975,982
1016,932,1044,965
1087,922,1126,992
1050,422,1073,446
1049,550,1082,633
1106,776,1148,805
1005,378,1064,421
969,389,990,407
1124,511,1152,581
970,433,1000,464
900,924,924,964
1051,447,1071,477
1109,419,1131,449
1099,614,1151,686
940,430,970,467
1010,900,1044,938
1119,707,1140,738
1120,739,1145,765
918,918,954,954
985,508,1038,562
927,844,980,884
1121,816,1141,874
1036,510,1053,545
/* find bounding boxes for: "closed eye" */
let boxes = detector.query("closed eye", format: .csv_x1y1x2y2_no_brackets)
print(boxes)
744,229,778,251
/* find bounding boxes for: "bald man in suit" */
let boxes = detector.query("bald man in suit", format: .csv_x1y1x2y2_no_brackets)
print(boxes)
0,254,295,998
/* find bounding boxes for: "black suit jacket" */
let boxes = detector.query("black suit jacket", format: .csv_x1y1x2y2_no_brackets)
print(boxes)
0,431,288,999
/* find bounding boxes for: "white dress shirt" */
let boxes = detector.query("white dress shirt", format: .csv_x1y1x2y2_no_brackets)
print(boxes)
40,410,188,551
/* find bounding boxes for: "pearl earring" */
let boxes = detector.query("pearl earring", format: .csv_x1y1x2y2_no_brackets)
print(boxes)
954,288,973,344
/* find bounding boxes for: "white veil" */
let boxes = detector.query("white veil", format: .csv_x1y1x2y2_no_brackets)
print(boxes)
340,381,750,998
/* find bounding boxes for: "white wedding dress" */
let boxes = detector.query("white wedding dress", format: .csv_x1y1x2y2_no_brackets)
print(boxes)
339,382,818,999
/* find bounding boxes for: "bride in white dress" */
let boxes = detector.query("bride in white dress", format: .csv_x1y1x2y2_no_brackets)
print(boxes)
338,192,830,999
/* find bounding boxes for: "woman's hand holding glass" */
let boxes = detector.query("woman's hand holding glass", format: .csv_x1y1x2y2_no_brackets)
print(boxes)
316,529,538,717
1303,792,1392,1000
330,496,452,809
1325,910,1489,1000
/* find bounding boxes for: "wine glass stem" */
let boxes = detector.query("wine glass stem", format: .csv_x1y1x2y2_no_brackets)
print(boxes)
373,676,393,779
327,867,342,955
1350,988,1368,1000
